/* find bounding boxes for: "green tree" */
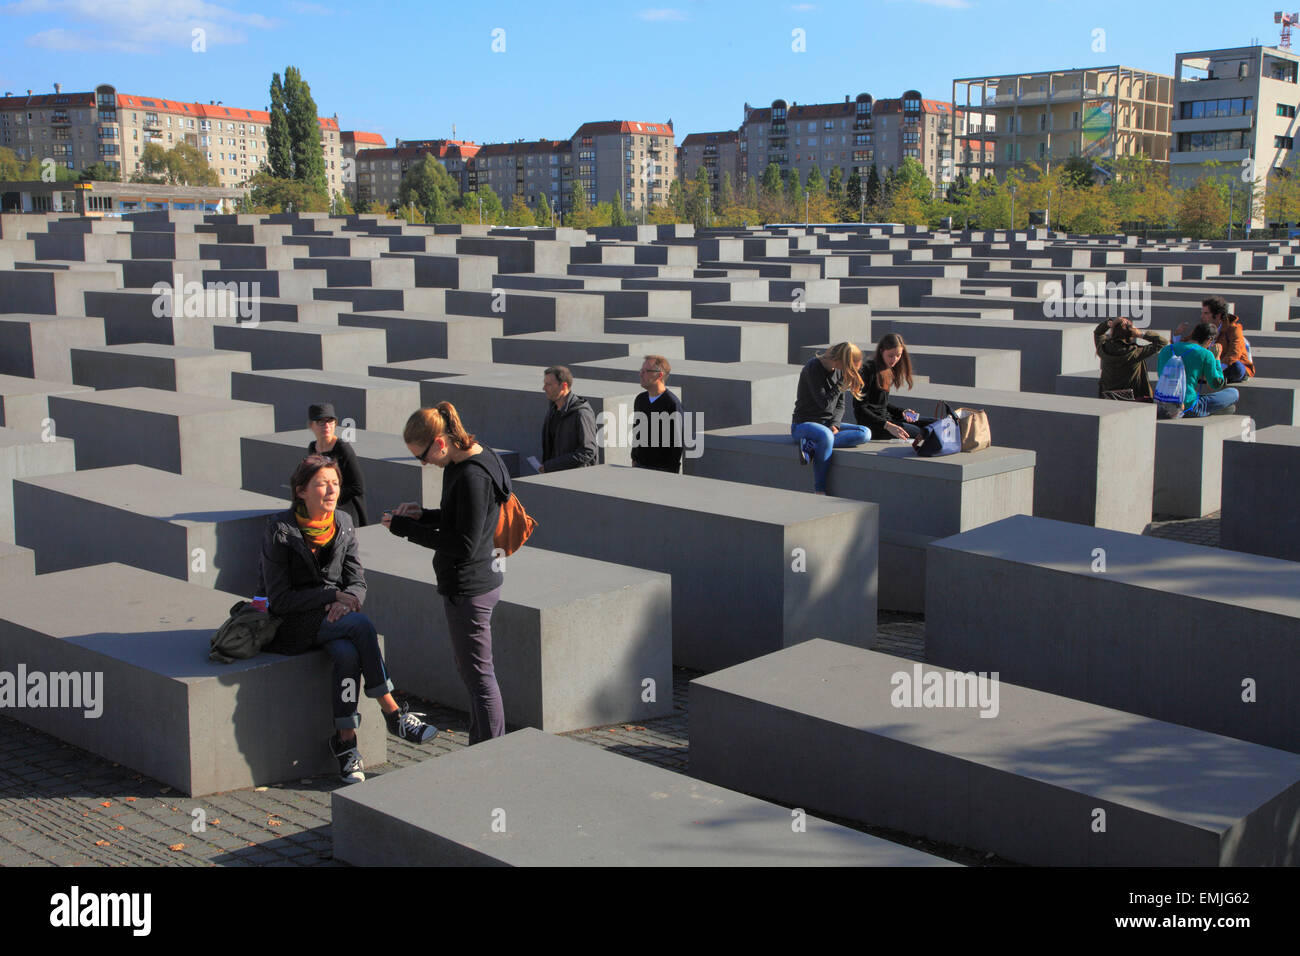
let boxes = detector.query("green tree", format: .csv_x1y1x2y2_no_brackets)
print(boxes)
611,192,627,227
284,67,327,193
267,73,293,180
503,194,534,226
167,142,219,186
719,171,734,209
459,184,504,224
827,167,844,206
744,174,759,209
784,167,802,208
534,193,554,226
1060,156,1096,190
79,162,120,182
865,165,882,211
760,162,783,201
567,179,590,227
806,166,825,196
1177,176,1228,239
398,155,460,221
894,157,934,204
845,168,862,220
245,170,330,212
667,178,685,219
685,166,711,227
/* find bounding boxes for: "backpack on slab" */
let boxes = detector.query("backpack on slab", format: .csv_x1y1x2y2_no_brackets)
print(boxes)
1154,353,1187,420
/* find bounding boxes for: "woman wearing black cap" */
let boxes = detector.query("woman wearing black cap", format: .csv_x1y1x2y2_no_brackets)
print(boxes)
307,402,369,527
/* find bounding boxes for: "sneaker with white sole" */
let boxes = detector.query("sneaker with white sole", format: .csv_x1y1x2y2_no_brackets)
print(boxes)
796,437,815,465
386,704,438,744
329,733,365,784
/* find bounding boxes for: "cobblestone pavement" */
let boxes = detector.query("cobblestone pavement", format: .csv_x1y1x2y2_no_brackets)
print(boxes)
0,515,1219,867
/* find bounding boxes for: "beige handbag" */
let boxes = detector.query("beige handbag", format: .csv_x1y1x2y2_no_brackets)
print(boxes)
952,406,991,452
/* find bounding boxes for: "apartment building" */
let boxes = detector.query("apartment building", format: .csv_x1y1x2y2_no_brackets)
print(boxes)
568,120,675,211
1170,45,1300,227
340,130,386,202
0,83,344,195
355,140,480,210
677,131,742,195
952,66,1172,180
469,139,569,216
715,91,956,194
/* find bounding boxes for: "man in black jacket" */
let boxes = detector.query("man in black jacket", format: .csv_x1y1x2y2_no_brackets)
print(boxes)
631,354,684,473
539,365,598,472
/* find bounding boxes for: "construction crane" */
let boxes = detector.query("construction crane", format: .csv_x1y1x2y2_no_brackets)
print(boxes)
1276,11,1299,48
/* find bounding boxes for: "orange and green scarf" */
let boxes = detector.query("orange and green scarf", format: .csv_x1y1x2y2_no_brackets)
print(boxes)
294,501,336,552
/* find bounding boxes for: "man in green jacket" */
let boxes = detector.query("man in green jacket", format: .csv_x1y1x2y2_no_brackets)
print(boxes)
1095,317,1166,400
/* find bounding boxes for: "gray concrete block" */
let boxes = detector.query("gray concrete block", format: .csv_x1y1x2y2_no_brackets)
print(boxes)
444,289,604,336
0,562,386,797
312,286,446,315
198,267,329,301
0,540,34,577
0,425,76,543
492,331,686,367
569,356,797,430
691,301,872,364
0,314,107,380
926,514,1300,754
292,256,415,288
687,423,1035,609
454,236,570,274
229,369,419,433
417,374,646,468
0,267,118,312
1154,415,1250,518
212,321,388,374
368,357,542,383
517,465,878,671
690,639,1300,866
240,427,521,509
32,232,132,263
14,464,281,595
338,311,500,363
331,726,948,866
796,343,1021,390
70,343,251,398
866,315,1098,393
356,527,673,732
0,375,92,432
381,252,497,289
603,315,789,363
47,387,273,487
1221,425,1300,561
897,382,1154,532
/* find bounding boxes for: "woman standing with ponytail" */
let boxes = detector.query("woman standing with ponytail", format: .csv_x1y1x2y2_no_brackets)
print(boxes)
791,341,869,495
384,403,511,745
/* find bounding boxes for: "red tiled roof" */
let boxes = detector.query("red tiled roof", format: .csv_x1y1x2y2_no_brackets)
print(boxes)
113,94,337,129
573,120,674,138
0,92,95,109
358,141,480,162
343,130,386,145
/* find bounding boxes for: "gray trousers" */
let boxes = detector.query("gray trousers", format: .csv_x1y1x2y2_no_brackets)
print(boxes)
442,586,504,744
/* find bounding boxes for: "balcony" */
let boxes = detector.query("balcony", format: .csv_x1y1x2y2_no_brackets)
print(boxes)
51,112,71,126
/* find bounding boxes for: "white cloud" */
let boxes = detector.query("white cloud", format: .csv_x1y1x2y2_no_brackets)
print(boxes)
636,8,687,21
2,0,278,52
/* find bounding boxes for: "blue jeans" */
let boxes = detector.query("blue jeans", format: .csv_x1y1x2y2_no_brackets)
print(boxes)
312,612,395,730
1220,361,1248,383
1184,388,1240,418
791,421,870,493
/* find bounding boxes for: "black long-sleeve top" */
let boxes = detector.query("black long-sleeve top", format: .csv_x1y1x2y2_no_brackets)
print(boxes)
387,447,508,597
308,438,369,527
631,389,684,473
851,358,908,434
791,356,845,427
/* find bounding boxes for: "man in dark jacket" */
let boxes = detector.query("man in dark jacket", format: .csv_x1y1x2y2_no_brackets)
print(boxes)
539,365,598,472
1095,317,1166,399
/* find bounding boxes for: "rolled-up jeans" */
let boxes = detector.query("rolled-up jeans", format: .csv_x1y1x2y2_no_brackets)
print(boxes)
791,421,870,493
312,612,394,730
1184,387,1240,417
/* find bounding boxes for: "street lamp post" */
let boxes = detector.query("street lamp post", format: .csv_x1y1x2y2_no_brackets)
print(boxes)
1228,177,1235,240
1009,183,1017,233
804,189,809,226
477,194,483,225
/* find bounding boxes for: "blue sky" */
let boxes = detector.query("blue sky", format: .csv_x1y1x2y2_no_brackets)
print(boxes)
0,0,1281,144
